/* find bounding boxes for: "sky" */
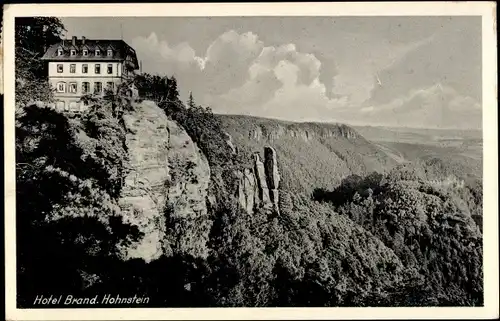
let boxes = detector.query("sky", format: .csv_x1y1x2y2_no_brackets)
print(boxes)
61,16,482,129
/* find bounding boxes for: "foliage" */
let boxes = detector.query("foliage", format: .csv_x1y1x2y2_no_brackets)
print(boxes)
187,91,195,109
15,17,65,78
15,17,65,108
16,103,143,307
203,190,417,307
317,166,484,306
134,73,179,105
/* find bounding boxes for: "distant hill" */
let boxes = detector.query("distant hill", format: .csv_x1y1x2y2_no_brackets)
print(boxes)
353,125,483,145
353,125,483,180
217,114,399,194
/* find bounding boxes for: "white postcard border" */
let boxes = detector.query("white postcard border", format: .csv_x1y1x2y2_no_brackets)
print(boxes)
3,2,498,320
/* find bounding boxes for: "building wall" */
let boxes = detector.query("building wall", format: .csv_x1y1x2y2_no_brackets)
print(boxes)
48,61,124,112
48,61,122,78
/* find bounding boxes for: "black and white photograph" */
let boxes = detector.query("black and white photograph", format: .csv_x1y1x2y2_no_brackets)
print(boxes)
3,2,498,320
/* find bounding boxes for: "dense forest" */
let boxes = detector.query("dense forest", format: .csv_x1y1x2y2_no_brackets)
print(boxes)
15,18,483,308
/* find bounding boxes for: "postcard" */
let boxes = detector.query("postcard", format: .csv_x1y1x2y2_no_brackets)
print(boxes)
3,2,498,320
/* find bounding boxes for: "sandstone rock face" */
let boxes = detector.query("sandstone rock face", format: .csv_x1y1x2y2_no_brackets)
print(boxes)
118,100,210,262
264,146,280,214
253,153,270,207
224,131,237,155
162,119,211,259
236,146,281,214
245,123,359,143
249,126,263,141
236,168,256,214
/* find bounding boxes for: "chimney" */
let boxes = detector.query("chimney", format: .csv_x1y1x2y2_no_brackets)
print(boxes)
72,36,77,46
82,36,86,45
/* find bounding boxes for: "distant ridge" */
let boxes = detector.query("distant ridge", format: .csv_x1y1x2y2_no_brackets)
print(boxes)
216,113,397,194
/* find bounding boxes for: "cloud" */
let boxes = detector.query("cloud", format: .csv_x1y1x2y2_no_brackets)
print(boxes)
133,32,204,71
366,20,481,106
258,78,351,121
214,68,282,113
212,47,349,118
130,24,481,129
132,30,347,118
132,30,265,103
357,84,482,129
202,30,264,96
253,44,321,86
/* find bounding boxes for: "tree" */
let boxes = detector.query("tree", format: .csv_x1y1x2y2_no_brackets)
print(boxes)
16,102,143,307
329,167,483,306
15,17,65,79
15,17,65,107
167,76,180,104
188,92,195,109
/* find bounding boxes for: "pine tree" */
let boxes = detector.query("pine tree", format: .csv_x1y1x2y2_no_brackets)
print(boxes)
167,76,180,103
188,91,195,109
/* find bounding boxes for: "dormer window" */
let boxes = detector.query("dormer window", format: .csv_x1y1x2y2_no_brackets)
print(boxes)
57,48,63,56
107,49,113,57
83,49,88,56
70,49,76,56
95,49,101,57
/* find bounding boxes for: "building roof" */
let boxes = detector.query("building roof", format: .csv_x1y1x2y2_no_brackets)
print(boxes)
41,38,139,69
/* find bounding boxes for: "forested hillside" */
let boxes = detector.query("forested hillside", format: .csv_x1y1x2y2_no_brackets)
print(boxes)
15,17,483,308
218,114,398,195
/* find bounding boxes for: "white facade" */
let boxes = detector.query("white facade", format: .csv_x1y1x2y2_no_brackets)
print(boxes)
47,61,128,112
48,61,123,78
42,37,139,113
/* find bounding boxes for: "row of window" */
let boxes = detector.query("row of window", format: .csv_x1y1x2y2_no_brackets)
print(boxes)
50,101,88,113
57,63,114,74
56,81,114,94
57,48,113,57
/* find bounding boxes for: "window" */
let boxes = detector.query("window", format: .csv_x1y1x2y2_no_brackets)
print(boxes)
95,49,101,57
83,49,88,56
94,82,102,94
70,49,76,56
57,64,63,73
107,49,113,57
106,82,114,92
107,64,113,74
70,64,76,73
56,82,66,93
57,48,63,56
82,82,90,94
69,82,77,93
95,64,101,74
82,64,88,74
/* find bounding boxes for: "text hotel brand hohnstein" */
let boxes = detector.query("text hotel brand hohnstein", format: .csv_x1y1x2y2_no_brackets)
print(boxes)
33,294,150,305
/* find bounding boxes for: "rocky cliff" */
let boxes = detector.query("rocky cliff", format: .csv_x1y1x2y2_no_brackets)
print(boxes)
219,114,397,195
219,114,360,143
118,101,210,262
247,122,359,142
162,118,211,259
236,146,281,215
